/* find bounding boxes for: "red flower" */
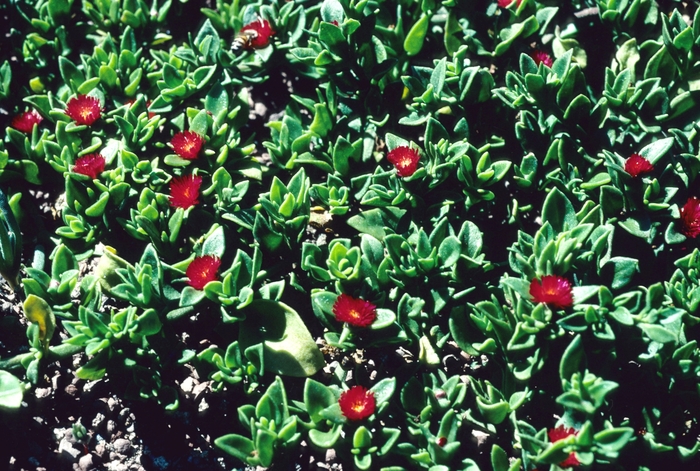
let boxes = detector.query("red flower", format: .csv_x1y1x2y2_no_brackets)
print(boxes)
186,255,221,290
11,110,43,133
548,426,581,469
239,19,275,49
333,294,377,328
624,153,654,177
498,0,522,7
171,131,204,160
680,197,700,238
338,386,375,421
169,174,202,209
73,153,106,179
530,50,553,68
387,146,420,177
530,275,573,309
65,95,102,126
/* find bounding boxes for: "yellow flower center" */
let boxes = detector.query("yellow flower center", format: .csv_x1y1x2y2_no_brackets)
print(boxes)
182,140,195,153
398,156,412,169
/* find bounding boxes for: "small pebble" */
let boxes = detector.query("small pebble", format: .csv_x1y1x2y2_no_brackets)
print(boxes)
113,438,132,455
95,443,109,459
106,420,117,435
92,413,105,428
35,387,52,398
77,453,94,471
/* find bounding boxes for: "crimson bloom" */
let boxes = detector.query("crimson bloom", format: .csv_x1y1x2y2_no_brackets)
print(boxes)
171,131,204,160
548,426,581,469
73,153,106,179
338,386,375,421
530,275,573,309
169,174,202,209
333,294,377,328
498,0,522,7
387,146,420,177
186,255,221,290
624,153,654,177
240,19,275,49
530,49,553,68
65,95,102,125
11,109,43,133
680,197,700,238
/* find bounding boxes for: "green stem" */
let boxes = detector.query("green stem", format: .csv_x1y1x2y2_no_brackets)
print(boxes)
0,342,82,371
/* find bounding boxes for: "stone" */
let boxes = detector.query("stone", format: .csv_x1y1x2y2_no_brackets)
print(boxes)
58,438,81,462
77,453,94,471
113,438,131,456
106,419,117,436
35,387,52,398
95,443,109,459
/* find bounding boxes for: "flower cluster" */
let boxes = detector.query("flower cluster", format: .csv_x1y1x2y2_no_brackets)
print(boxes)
186,255,221,290
530,275,573,309
65,95,102,126
169,175,202,209
338,385,375,421
624,153,654,177
498,0,522,8
680,197,700,239
11,110,43,133
530,50,553,68
548,425,581,468
239,19,275,49
171,131,204,160
333,294,377,327
387,146,420,177
73,154,106,179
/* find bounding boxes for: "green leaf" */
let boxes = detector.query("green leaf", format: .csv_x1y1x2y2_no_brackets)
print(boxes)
347,207,407,241
495,16,539,56
593,427,634,452
239,301,325,376
559,335,583,381
491,444,510,471
304,378,337,423
308,424,342,448
638,137,673,165
605,257,639,289
214,434,256,463
48,0,72,23
404,14,430,56
190,109,209,137
201,225,225,257
321,0,344,22
370,377,396,405
430,58,447,97
59,57,85,91
0,370,23,409
205,82,229,117
542,188,577,232
23,295,56,351
638,324,677,344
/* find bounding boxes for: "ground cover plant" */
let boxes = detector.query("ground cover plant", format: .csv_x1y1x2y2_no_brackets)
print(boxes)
2,0,700,469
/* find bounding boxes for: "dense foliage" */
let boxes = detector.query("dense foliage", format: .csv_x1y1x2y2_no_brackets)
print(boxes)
2,0,700,469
